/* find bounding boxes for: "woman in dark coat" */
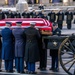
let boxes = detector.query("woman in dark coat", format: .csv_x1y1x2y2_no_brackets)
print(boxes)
23,22,40,74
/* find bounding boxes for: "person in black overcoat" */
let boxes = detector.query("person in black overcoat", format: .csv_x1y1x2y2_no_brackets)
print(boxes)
0,9,5,20
56,10,64,29
65,10,73,29
22,22,40,74
50,22,61,72
48,10,56,23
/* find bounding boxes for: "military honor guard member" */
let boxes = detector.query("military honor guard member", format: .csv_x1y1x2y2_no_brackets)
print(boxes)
12,22,25,73
65,9,73,29
38,27,52,70
48,10,56,23
1,22,14,72
0,9,5,20
30,9,36,18
23,22,40,74
14,10,21,18
0,35,2,72
50,22,61,72
6,10,14,18
56,10,64,29
22,10,30,18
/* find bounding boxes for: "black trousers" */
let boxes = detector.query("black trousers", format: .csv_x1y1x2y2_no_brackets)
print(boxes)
58,24,63,29
39,49,47,68
67,23,71,29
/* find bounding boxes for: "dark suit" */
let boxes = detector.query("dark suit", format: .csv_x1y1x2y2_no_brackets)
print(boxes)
50,28,61,71
1,28,14,71
12,28,25,73
56,12,64,29
65,11,73,29
23,27,40,72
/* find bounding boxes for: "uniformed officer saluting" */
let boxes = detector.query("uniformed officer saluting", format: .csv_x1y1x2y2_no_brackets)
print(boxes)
23,22,40,74
12,22,25,73
1,22,14,72
50,22,61,72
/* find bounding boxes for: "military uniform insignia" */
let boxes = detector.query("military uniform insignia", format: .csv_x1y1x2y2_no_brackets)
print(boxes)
53,41,57,46
57,32,59,34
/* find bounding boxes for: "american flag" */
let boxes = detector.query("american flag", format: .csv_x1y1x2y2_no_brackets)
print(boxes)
0,18,52,31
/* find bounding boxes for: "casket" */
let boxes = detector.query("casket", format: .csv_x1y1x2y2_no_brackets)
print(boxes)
0,18,52,31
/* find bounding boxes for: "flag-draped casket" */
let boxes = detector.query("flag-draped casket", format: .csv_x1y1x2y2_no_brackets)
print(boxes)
0,18,52,31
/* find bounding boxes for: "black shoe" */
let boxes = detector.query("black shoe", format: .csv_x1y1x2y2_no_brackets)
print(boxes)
30,71,37,74
40,68,46,71
25,71,31,74
6,70,8,72
49,68,55,70
53,68,59,72
17,71,20,73
0,70,2,72
24,66,27,70
20,71,25,74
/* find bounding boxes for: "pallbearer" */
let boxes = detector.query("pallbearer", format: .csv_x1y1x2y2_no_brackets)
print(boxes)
65,9,73,29
38,27,52,70
12,22,25,73
56,10,64,29
23,22,40,74
1,22,14,72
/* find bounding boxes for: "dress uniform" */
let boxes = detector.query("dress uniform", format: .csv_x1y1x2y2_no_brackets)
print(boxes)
6,10,14,18
38,28,52,70
48,10,56,23
56,10,64,29
22,10,30,18
30,9,36,18
0,9,5,20
65,10,73,29
0,35,2,71
14,10,21,18
12,22,25,73
23,22,40,74
1,22,14,72
50,22,61,72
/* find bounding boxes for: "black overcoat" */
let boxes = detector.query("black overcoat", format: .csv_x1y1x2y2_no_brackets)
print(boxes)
23,27,40,62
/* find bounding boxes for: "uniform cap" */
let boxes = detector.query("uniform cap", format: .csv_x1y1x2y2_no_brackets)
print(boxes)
16,21,22,24
30,22,36,25
6,22,12,26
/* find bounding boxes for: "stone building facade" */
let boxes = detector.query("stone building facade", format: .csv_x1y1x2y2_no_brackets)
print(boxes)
0,0,74,5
